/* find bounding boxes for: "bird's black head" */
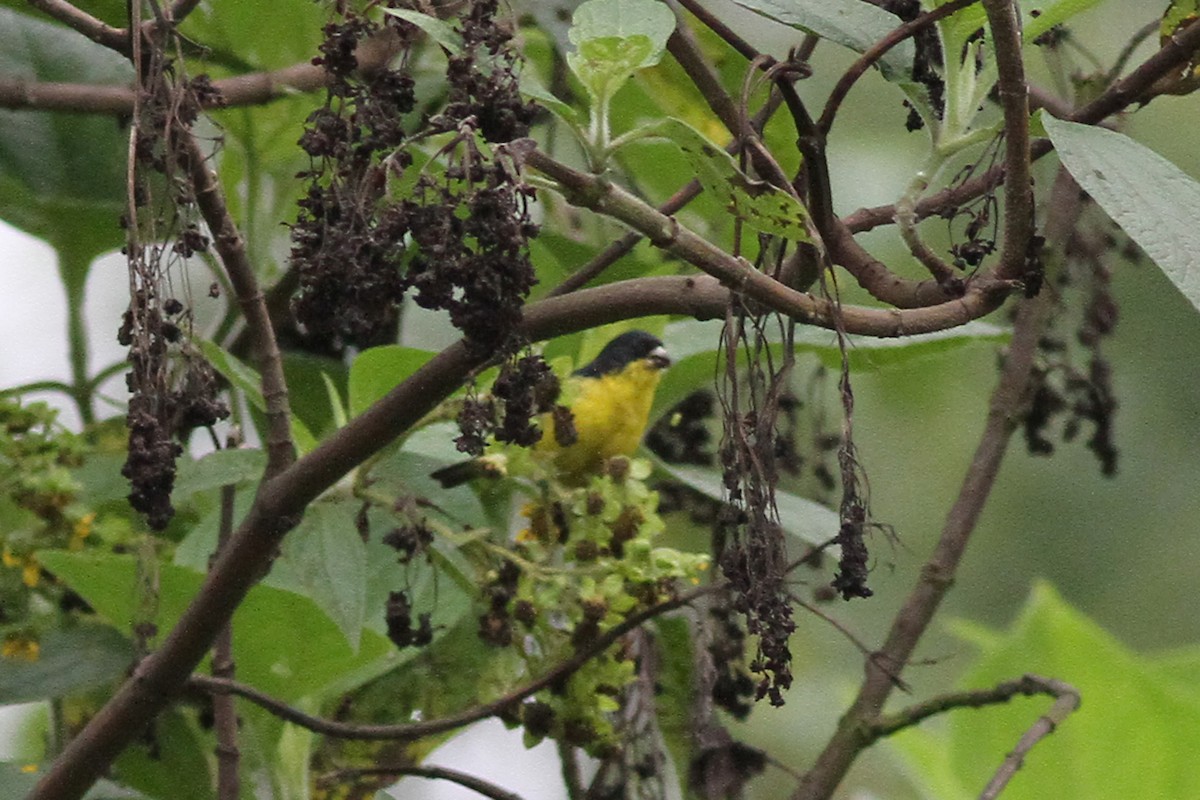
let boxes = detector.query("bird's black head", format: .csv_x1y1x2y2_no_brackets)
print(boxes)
574,330,670,378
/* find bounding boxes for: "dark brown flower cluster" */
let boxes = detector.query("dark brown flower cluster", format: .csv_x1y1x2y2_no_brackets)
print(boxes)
385,590,433,649
431,0,538,144
291,11,417,350
885,0,945,132
292,2,540,354
120,302,229,530
1021,225,1122,476
397,148,539,350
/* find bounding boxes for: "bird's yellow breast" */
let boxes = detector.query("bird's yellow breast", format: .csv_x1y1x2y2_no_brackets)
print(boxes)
536,360,664,482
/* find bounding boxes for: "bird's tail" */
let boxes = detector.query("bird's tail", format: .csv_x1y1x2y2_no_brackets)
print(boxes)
430,457,503,488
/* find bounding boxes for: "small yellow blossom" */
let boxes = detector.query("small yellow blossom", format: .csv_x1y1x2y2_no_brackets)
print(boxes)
2,633,40,662
1,547,18,568
20,764,38,774
22,556,40,588
70,512,96,550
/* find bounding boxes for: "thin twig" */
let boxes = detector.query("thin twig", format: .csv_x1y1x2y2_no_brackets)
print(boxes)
175,132,295,475
212,483,240,800
978,677,1081,800
672,0,765,64
558,742,585,800
546,93,783,298
842,17,1200,235
818,0,980,133
24,0,128,51
186,586,709,741
867,674,1080,745
527,149,1011,336
319,764,526,800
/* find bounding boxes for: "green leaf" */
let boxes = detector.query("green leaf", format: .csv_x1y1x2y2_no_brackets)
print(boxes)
637,118,809,241
348,345,436,419
382,7,464,54
567,0,676,104
935,0,1105,56
651,457,838,547
1020,0,1107,43
1044,116,1200,315
891,582,1200,800
37,550,397,702
0,624,133,704
654,319,1008,418
173,448,267,501
179,0,325,71
0,9,130,262
113,709,212,800
1163,0,1200,37
321,371,348,430
268,501,369,652
519,73,583,127
730,0,914,80
652,615,696,798
198,339,317,453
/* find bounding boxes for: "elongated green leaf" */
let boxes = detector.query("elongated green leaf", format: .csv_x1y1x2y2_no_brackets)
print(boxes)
37,551,396,702
1044,116,1200,315
269,501,369,652
653,615,696,798
348,345,436,418
891,582,1200,800
0,624,133,704
382,7,464,54
936,0,1105,60
639,118,809,241
567,0,676,104
519,73,582,126
730,0,913,80
1020,0,1107,42
651,458,838,547
654,319,1008,418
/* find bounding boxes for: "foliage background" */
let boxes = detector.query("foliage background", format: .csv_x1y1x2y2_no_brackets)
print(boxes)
1,0,1199,798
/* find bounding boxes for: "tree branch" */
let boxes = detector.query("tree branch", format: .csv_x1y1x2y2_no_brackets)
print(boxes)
0,33,399,115
212,484,240,800
24,0,127,52
789,163,1084,800
176,132,295,475
981,0,1033,283
789,274,1052,800
525,150,1013,336
841,17,1200,235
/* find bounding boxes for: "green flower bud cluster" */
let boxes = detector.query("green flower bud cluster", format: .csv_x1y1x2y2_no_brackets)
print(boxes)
476,455,708,753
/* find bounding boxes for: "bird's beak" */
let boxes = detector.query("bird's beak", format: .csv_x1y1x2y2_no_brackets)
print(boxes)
647,345,671,370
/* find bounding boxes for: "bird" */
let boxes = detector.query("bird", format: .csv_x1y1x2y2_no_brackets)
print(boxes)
431,330,671,488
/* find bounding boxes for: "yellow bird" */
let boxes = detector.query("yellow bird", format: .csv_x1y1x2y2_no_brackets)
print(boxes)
432,330,671,487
